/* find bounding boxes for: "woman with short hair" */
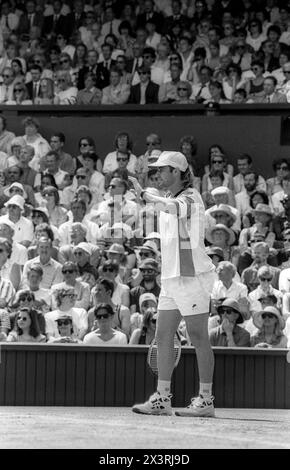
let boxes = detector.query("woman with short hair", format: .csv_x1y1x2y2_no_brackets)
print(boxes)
83,303,128,345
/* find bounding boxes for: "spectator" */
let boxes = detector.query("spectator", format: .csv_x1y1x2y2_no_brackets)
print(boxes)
239,204,275,249
76,136,102,173
34,78,55,104
22,236,63,289
241,242,281,292
250,306,287,348
26,263,51,309
58,199,100,246
83,303,127,345
48,314,82,343
130,306,157,344
172,80,194,103
266,158,290,197
99,259,130,308
206,223,236,262
209,298,250,347
0,115,15,155
21,116,50,172
130,258,160,313
0,195,33,247
76,72,102,105
54,70,78,105
0,67,15,103
6,307,46,343
101,67,130,105
248,265,283,316
45,286,88,340
129,64,159,104
158,62,182,103
52,261,90,311
48,132,76,175
245,60,265,100
255,75,287,103
89,277,130,337
103,132,137,174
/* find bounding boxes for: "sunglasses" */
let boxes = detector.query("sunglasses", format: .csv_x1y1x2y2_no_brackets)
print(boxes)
62,269,75,274
17,316,28,321
251,67,259,72
103,267,115,272
19,295,34,302
140,269,155,274
212,159,223,164
261,313,276,319
14,88,23,92
108,184,116,188
277,166,288,170
178,87,188,91
80,143,89,147
284,70,290,74
62,293,75,299
57,79,66,83
3,74,11,78
250,23,258,27
140,252,152,258
74,251,85,256
96,313,111,320
139,71,149,75
117,157,128,162
220,308,235,314
260,277,272,282
57,319,72,326
76,175,86,179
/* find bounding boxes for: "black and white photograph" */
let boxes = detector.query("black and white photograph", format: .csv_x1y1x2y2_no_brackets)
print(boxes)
0,0,289,459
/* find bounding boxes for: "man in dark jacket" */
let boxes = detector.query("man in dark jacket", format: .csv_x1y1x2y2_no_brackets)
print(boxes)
128,65,159,104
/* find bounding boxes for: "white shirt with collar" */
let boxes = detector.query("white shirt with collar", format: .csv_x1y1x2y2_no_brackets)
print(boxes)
0,215,33,244
211,279,248,301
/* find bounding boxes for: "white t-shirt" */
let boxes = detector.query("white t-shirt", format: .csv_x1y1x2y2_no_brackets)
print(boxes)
103,151,137,174
83,329,127,345
45,308,88,339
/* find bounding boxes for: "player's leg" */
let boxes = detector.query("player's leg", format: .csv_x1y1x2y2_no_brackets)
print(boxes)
176,312,215,417
132,308,181,415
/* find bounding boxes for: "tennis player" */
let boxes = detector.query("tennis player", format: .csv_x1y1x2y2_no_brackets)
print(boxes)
129,151,216,417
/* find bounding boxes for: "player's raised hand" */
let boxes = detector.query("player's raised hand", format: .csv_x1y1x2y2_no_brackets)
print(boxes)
128,176,143,197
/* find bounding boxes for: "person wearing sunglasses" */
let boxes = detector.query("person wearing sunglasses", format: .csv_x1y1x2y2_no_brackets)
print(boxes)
246,19,266,52
6,307,46,343
99,259,130,308
46,286,88,341
248,265,282,320
103,131,137,175
10,288,45,333
48,315,82,343
172,80,195,104
89,277,131,338
6,82,32,105
209,298,250,347
0,67,15,103
128,64,159,104
52,261,90,310
54,70,78,105
83,303,127,345
130,306,157,345
250,306,287,348
130,257,160,314
244,60,265,101
266,158,290,197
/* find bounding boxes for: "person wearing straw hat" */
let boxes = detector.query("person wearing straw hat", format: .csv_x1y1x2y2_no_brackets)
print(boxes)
0,195,33,247
206,186,239,231
239,203,275,249
209,298,250,347
250,306,287,348
129,151,216,417
206,223,236,262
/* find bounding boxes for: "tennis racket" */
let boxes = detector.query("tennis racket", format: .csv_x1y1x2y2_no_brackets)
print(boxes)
147,331,182,376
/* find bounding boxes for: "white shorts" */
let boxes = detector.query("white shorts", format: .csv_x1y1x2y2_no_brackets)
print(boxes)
158,271,217,317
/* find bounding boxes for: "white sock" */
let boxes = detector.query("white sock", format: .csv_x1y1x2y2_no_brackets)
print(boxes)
199,383,212,398
157,380,171,396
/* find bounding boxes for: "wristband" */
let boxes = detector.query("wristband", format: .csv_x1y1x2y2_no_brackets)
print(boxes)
140,190,146,200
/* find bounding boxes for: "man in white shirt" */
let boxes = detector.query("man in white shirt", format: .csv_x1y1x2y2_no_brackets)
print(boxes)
58,199,100,246
0,195,33,247
233,154,266,194
235,171,261,219
0,219,27,267
101,68,130,105
35,150,68,189
101,5,121,39
26,263,52,308
0,67,14,103
22,237,63,289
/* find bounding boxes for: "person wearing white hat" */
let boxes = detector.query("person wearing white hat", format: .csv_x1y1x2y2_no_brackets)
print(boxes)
239,203,275,250
0,195,34,248
250,306,287,348
0,218,27,270
4,182,28,200
129,151,217,418
205,186,240,232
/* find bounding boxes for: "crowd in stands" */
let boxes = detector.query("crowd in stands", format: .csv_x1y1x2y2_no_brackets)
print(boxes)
0,111,289,350
0,0,289,105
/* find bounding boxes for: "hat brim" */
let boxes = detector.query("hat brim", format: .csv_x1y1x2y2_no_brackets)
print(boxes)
4,187,27,200
252,310,285,330
105,249,128,255
4,201,24,210
210,209,236,223
206,226,235,246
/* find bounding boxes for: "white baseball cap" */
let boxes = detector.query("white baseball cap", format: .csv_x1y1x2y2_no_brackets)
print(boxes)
148,151,189,171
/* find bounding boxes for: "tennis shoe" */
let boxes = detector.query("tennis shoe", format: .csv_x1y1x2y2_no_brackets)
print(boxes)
132,392,173,415
175,394,215,417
